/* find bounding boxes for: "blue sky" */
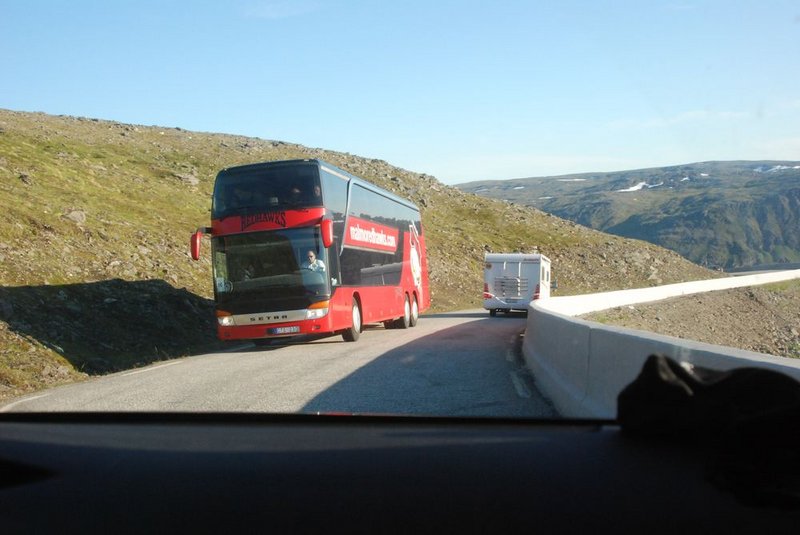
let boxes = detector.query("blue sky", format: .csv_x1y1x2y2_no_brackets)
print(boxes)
2,1,799,184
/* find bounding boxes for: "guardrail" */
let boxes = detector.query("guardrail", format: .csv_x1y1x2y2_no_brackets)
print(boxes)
522,270,800,419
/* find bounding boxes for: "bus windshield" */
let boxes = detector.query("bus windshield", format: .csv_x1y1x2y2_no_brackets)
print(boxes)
212,162,322,219
211,228,330,303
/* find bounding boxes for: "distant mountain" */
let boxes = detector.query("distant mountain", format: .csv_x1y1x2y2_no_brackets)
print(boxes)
457,161,800,269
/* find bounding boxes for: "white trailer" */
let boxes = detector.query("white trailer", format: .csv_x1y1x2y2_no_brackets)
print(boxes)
483,253,551,316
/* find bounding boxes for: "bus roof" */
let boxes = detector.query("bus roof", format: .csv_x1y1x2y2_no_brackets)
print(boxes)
217,159,420,212
218,159,317,175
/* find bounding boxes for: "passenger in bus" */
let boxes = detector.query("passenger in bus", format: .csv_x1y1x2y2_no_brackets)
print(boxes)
302,250,326,272
242,261,256,281
287,183,321,205
288,184,303,205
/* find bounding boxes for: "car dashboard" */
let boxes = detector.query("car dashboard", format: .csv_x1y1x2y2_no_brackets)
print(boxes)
1,412,798,533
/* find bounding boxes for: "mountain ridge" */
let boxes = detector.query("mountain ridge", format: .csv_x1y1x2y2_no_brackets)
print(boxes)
457,160,800,269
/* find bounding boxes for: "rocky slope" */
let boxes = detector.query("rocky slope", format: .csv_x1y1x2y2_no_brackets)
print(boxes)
583,279,800,359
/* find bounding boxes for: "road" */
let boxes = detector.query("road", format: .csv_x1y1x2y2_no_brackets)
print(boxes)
2,310,556,417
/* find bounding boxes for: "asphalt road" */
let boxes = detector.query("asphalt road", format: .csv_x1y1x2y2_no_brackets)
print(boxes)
2,310,557,417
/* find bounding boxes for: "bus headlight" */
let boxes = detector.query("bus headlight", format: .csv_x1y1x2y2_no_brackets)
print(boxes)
306,301,330,319
216,310,234,326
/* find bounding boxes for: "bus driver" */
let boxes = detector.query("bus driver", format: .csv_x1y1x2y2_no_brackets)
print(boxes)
302,250,326,272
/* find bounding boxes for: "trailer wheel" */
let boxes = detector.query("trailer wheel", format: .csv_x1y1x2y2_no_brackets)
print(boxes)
342,299,362,342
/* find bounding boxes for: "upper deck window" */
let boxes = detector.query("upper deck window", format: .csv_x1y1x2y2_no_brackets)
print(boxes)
212,162,322,219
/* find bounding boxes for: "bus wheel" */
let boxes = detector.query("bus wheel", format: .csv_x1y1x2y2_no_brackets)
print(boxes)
342,300,362,342
394,296,411,329
409,296,419,327
489,309,497,317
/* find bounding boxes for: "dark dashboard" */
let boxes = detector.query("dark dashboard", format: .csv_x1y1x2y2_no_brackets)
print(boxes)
1,412,798,534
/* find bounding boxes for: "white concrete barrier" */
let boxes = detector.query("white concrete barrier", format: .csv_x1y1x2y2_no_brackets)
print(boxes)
523,270,800,419
542,269,800,316
525,310,591,413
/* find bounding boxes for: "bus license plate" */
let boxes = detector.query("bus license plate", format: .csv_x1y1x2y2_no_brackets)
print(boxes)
270,326,300,335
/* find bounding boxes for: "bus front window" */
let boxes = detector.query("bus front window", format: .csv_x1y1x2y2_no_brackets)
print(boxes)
211,229,331,302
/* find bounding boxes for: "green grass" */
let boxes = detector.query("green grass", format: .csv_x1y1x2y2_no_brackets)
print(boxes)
762,279,800,293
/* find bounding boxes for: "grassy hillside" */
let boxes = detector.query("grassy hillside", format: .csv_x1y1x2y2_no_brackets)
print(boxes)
0,109,715,400
457,161,800,269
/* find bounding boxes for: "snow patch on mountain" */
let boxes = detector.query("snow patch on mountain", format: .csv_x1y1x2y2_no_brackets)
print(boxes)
755,165,800,173
616,181,664,192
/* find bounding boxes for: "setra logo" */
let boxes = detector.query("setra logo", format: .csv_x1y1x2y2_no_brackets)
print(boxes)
249,314,289,322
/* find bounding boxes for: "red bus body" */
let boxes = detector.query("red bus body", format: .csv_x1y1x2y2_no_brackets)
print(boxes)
191,159,430,342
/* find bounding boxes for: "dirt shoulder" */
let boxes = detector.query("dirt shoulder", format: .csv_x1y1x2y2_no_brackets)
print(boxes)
581,279,800,359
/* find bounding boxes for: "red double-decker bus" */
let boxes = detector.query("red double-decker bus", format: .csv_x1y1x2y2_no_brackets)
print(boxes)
190,159,430,343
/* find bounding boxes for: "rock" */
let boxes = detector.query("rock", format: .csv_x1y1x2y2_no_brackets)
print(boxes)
63,210,87,224
175,173,200,186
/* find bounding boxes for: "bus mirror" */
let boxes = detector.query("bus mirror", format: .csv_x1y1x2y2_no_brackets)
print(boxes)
190,230,204,261
191,227,213,260
321,219,333,249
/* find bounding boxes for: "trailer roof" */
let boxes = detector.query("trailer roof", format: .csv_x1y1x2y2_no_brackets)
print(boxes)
484,253,550,263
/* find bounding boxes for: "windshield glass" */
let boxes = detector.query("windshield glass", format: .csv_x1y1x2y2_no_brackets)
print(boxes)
212,228,330,303
1,3,799,419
